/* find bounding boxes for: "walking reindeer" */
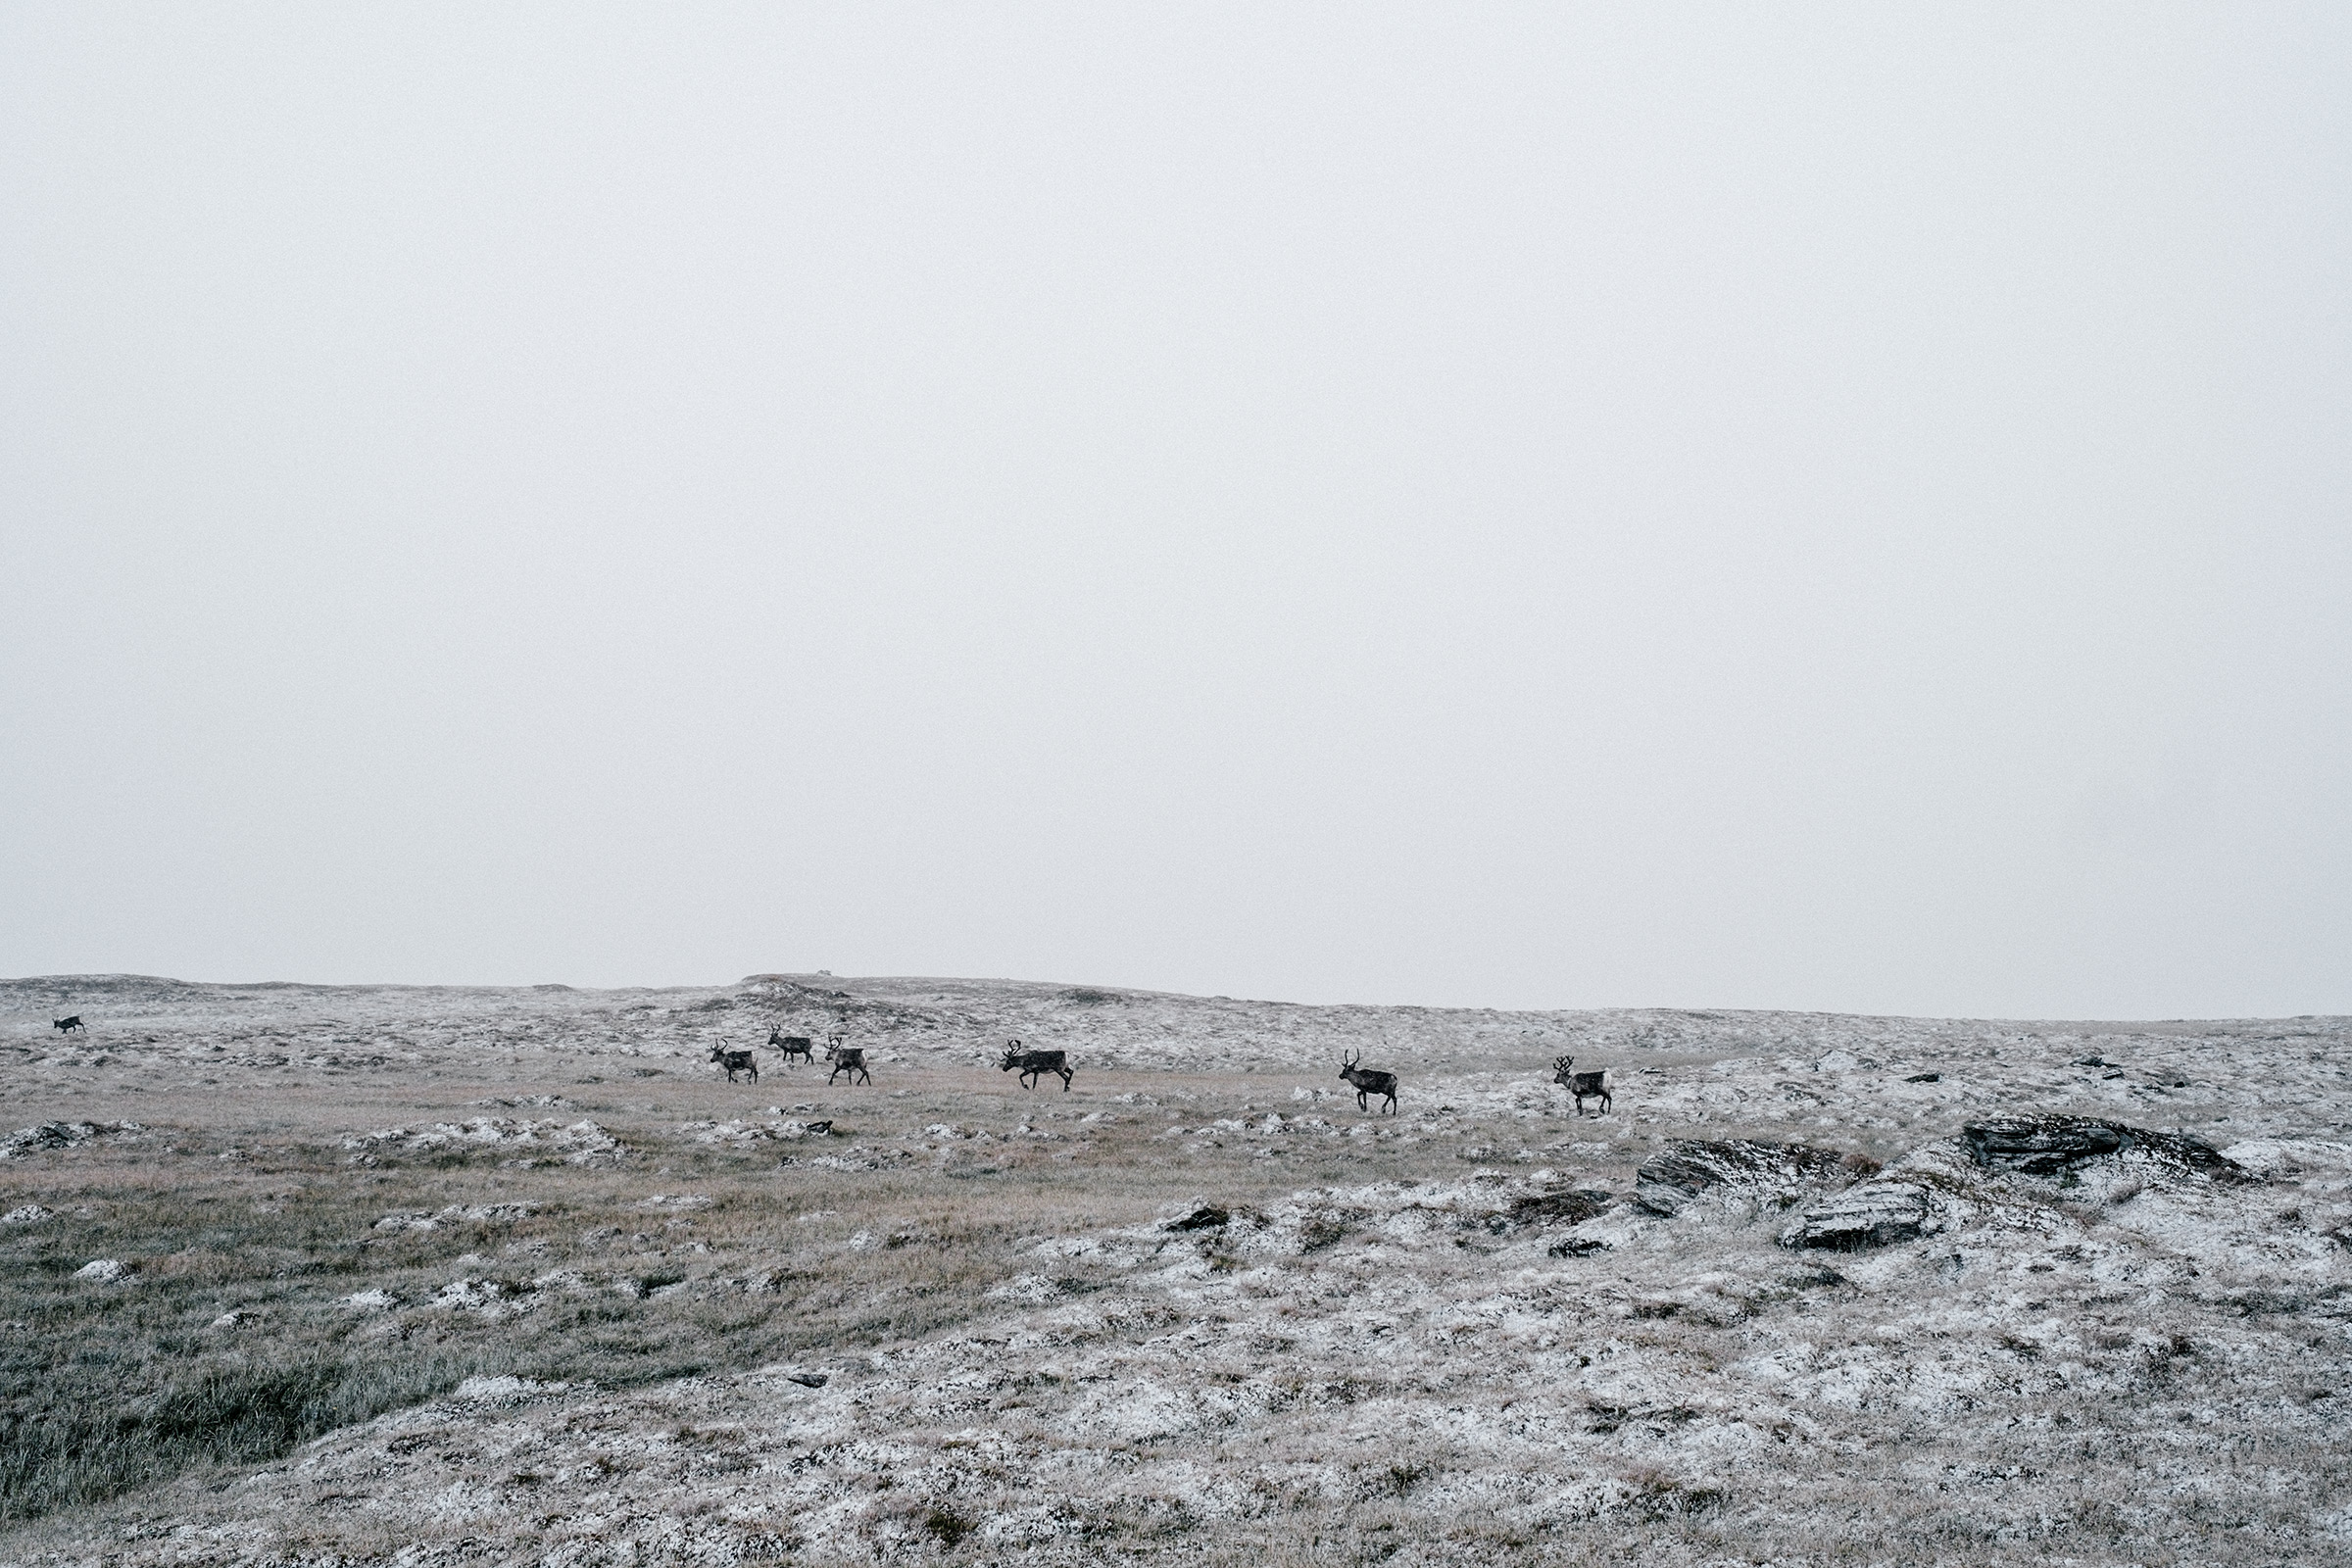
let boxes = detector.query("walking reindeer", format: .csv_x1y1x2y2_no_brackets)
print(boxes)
709,1042,759,1083
1552,1055,1610,1116
999,1039,1074,1092
824,1036,870,1086
766,1026,816,1066
1339,1051,1398,1115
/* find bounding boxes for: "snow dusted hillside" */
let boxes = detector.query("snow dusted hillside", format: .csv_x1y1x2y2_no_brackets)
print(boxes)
0,974,2345,1565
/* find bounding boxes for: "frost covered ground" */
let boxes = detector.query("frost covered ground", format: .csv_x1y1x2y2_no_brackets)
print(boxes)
1,973,2347,1566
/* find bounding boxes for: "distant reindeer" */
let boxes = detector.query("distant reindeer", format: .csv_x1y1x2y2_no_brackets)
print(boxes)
709,1042,759,1083
1339,1051,1398,1115
51,1016,85,1034
824,1036,870,1086
1552,1055,1610,1116
999,1039,1074,1092
767,1027,815,1066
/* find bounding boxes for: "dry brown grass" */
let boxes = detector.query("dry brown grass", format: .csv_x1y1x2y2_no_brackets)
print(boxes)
0,1059,1479,1532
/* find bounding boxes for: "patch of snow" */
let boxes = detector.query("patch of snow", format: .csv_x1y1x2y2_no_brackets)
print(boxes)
451,1375,570,1403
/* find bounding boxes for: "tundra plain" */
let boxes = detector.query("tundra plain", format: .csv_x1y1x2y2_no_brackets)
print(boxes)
1,973,2347,1567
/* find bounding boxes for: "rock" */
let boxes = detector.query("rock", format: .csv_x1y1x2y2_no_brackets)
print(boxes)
1781,1181,1938,1251
1636,1140,1848,1215
1507,1189,1615,1226
2,1204,54,1224
1,1121,146,1159
339,1118,625,1166
1963,1116,2254,1183
2118,1126,2258,1184
1162,1203,1231,1232
786,1372,828,1389
1905,1072,1940,1083
1547,1236,1610,1257
74,1258,129,1282
1963,1116,2128,1174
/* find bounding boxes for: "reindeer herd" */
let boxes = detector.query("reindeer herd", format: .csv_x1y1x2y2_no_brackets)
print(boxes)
705,1032,872,1086
36,1006,1616,1115
701,1030,1617,1116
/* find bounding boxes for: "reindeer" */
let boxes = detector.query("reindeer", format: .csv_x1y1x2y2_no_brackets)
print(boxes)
999,1039,1074,1092
51,1016,85,1034
709,1042,759,1083
1339,1051,1398,1114
824,1036,870,1086
767,1027,815,1066
1552,1054,1610,1116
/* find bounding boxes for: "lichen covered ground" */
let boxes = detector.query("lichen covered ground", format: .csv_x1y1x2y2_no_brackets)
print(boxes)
2,974,2346,1565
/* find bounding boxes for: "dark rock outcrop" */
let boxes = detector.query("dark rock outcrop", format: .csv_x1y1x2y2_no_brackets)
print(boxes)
1636,1140,1847,1215
0,1120,147,1160
1963,1116,2129,1173
1508,1188,1615,1227
1963,1116,2254,1183
1782,1117,2264,1253
2122,1125,2257,1183
1781,1182,1936,1251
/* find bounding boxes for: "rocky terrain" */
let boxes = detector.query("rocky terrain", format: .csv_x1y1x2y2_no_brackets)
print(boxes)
0,973,2346,1565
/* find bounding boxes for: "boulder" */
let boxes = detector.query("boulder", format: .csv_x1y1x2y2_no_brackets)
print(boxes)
0,1120,145,1159
1507,1188,1615,1227
1636,1140,1847,1215
1781,1181,1937,1251
2121,1126,2258,1184
1963,1116,2254,1183
1963,1116,2127,1174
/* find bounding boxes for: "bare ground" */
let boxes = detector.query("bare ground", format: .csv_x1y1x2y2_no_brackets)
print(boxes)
1,973,2346,1566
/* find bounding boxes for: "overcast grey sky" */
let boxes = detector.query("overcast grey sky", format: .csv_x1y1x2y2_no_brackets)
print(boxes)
4,4,2347,1017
